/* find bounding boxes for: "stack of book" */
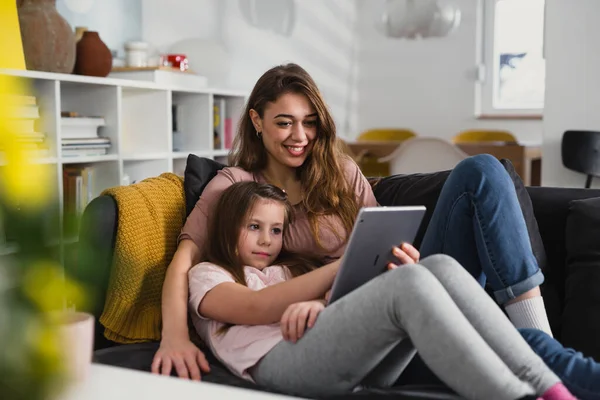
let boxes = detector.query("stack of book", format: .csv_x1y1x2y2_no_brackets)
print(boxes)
61,113,111,157
3,94,49,158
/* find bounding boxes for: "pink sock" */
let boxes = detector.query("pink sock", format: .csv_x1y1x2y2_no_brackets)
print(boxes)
542,383,577,400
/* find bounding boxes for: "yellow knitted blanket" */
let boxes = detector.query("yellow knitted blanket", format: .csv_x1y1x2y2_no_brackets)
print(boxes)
99,173,186,343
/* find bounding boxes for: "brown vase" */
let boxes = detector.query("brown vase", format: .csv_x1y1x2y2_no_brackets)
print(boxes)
74,31,113,77
17,0,76,73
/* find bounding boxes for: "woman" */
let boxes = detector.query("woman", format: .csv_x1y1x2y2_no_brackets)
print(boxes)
151,63,553,381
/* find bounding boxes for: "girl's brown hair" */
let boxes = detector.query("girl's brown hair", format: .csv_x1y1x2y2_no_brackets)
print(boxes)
229,63,360,246
205,181,320,286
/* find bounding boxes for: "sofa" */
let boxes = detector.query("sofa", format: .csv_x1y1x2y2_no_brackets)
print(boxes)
74,155,600,399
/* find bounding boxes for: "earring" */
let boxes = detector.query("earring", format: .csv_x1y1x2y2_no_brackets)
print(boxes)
256,131,262,139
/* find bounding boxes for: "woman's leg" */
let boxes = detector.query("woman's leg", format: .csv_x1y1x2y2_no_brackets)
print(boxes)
419,255,561,394
520,328,600,400
252,264,535,400
419,154,551,334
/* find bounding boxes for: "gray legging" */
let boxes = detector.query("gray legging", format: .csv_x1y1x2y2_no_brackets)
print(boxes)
251,255,560,400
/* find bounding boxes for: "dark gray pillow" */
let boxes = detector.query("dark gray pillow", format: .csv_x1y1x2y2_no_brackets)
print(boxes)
561,196,600,360
499,159,548,271
183,155,225,217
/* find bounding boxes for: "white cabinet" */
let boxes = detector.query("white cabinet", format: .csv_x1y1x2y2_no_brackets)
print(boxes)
0,68,247,262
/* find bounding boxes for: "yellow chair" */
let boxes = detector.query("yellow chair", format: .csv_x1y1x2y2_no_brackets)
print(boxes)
452,130,518,144
357,129,417,142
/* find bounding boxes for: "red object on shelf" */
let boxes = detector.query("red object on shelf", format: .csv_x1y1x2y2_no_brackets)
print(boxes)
161,54,188,71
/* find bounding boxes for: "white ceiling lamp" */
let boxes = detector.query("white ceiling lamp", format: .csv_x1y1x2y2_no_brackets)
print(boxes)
378,0,461,39
239,0,296,37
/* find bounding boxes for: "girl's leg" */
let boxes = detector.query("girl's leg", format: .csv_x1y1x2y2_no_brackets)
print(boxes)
419,155,551,334
418,255,562,395
520,328,600,400
251,264,535,400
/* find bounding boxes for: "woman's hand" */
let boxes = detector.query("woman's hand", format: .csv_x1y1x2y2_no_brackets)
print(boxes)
280,300,325,343
151,336,210,380
387,243,420,270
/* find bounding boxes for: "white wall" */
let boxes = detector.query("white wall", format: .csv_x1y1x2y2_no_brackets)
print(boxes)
355,0,542,142
542,0,600,187
57,0,141,57
141,0,358,138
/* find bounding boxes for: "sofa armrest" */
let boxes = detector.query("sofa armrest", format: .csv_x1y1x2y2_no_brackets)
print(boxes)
74,195,118,349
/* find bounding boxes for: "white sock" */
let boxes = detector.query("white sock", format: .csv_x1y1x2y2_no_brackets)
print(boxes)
505,296,553,337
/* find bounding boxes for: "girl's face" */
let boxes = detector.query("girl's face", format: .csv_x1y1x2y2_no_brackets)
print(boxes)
250,92,318,170
237,198,286,270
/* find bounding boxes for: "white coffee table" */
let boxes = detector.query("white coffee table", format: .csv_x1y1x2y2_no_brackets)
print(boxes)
61,363,304,399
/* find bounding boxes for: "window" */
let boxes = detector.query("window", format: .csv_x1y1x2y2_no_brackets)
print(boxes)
477,0,546,117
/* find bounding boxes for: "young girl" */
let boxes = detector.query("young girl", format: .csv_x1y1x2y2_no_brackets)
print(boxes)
188,181,575,400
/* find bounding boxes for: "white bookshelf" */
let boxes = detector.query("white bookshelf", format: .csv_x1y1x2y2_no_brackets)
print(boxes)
0,68,247,263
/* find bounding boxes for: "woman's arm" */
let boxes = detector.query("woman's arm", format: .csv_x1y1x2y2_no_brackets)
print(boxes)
161,239,201,339
152,239,210,380
161,170,239,337
199,259,340,325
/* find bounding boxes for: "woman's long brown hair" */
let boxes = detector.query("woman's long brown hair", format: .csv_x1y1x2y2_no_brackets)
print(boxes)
205,181,320,286
229,63,360,247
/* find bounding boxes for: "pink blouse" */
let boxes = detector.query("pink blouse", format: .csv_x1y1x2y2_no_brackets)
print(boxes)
188,262,290,381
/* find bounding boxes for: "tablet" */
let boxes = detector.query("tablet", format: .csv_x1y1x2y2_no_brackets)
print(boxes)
327,206,426,305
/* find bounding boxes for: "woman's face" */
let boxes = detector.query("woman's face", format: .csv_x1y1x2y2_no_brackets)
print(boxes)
251,92,318,169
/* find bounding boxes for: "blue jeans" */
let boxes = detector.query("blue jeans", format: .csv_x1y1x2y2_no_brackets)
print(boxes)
519,329,600,400
419,154,544,304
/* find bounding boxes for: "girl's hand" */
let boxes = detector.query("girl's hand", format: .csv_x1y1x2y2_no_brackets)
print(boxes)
388,243,420,271
280,300,325,343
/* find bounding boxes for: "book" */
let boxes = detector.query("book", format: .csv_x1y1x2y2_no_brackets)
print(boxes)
7,104,39,119
6,118,35,133
16,132,46,142
61,137,111,146
213,98,226,150
7,95,37,106
61,117,105,139
109,67,208,88
62,148,108,157
224,117,233,149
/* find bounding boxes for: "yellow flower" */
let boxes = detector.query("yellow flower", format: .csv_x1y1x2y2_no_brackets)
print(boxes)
22,261,89,313
0,74,53,210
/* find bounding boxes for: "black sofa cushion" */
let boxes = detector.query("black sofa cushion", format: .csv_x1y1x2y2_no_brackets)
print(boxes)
183,155,226,217
526,186,600,338
561,197,600,359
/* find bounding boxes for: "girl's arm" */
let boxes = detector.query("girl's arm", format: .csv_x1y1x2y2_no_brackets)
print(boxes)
199,259,340,325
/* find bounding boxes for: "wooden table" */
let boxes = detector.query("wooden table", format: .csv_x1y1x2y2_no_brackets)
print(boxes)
345,140,542,186
456,142,542,186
